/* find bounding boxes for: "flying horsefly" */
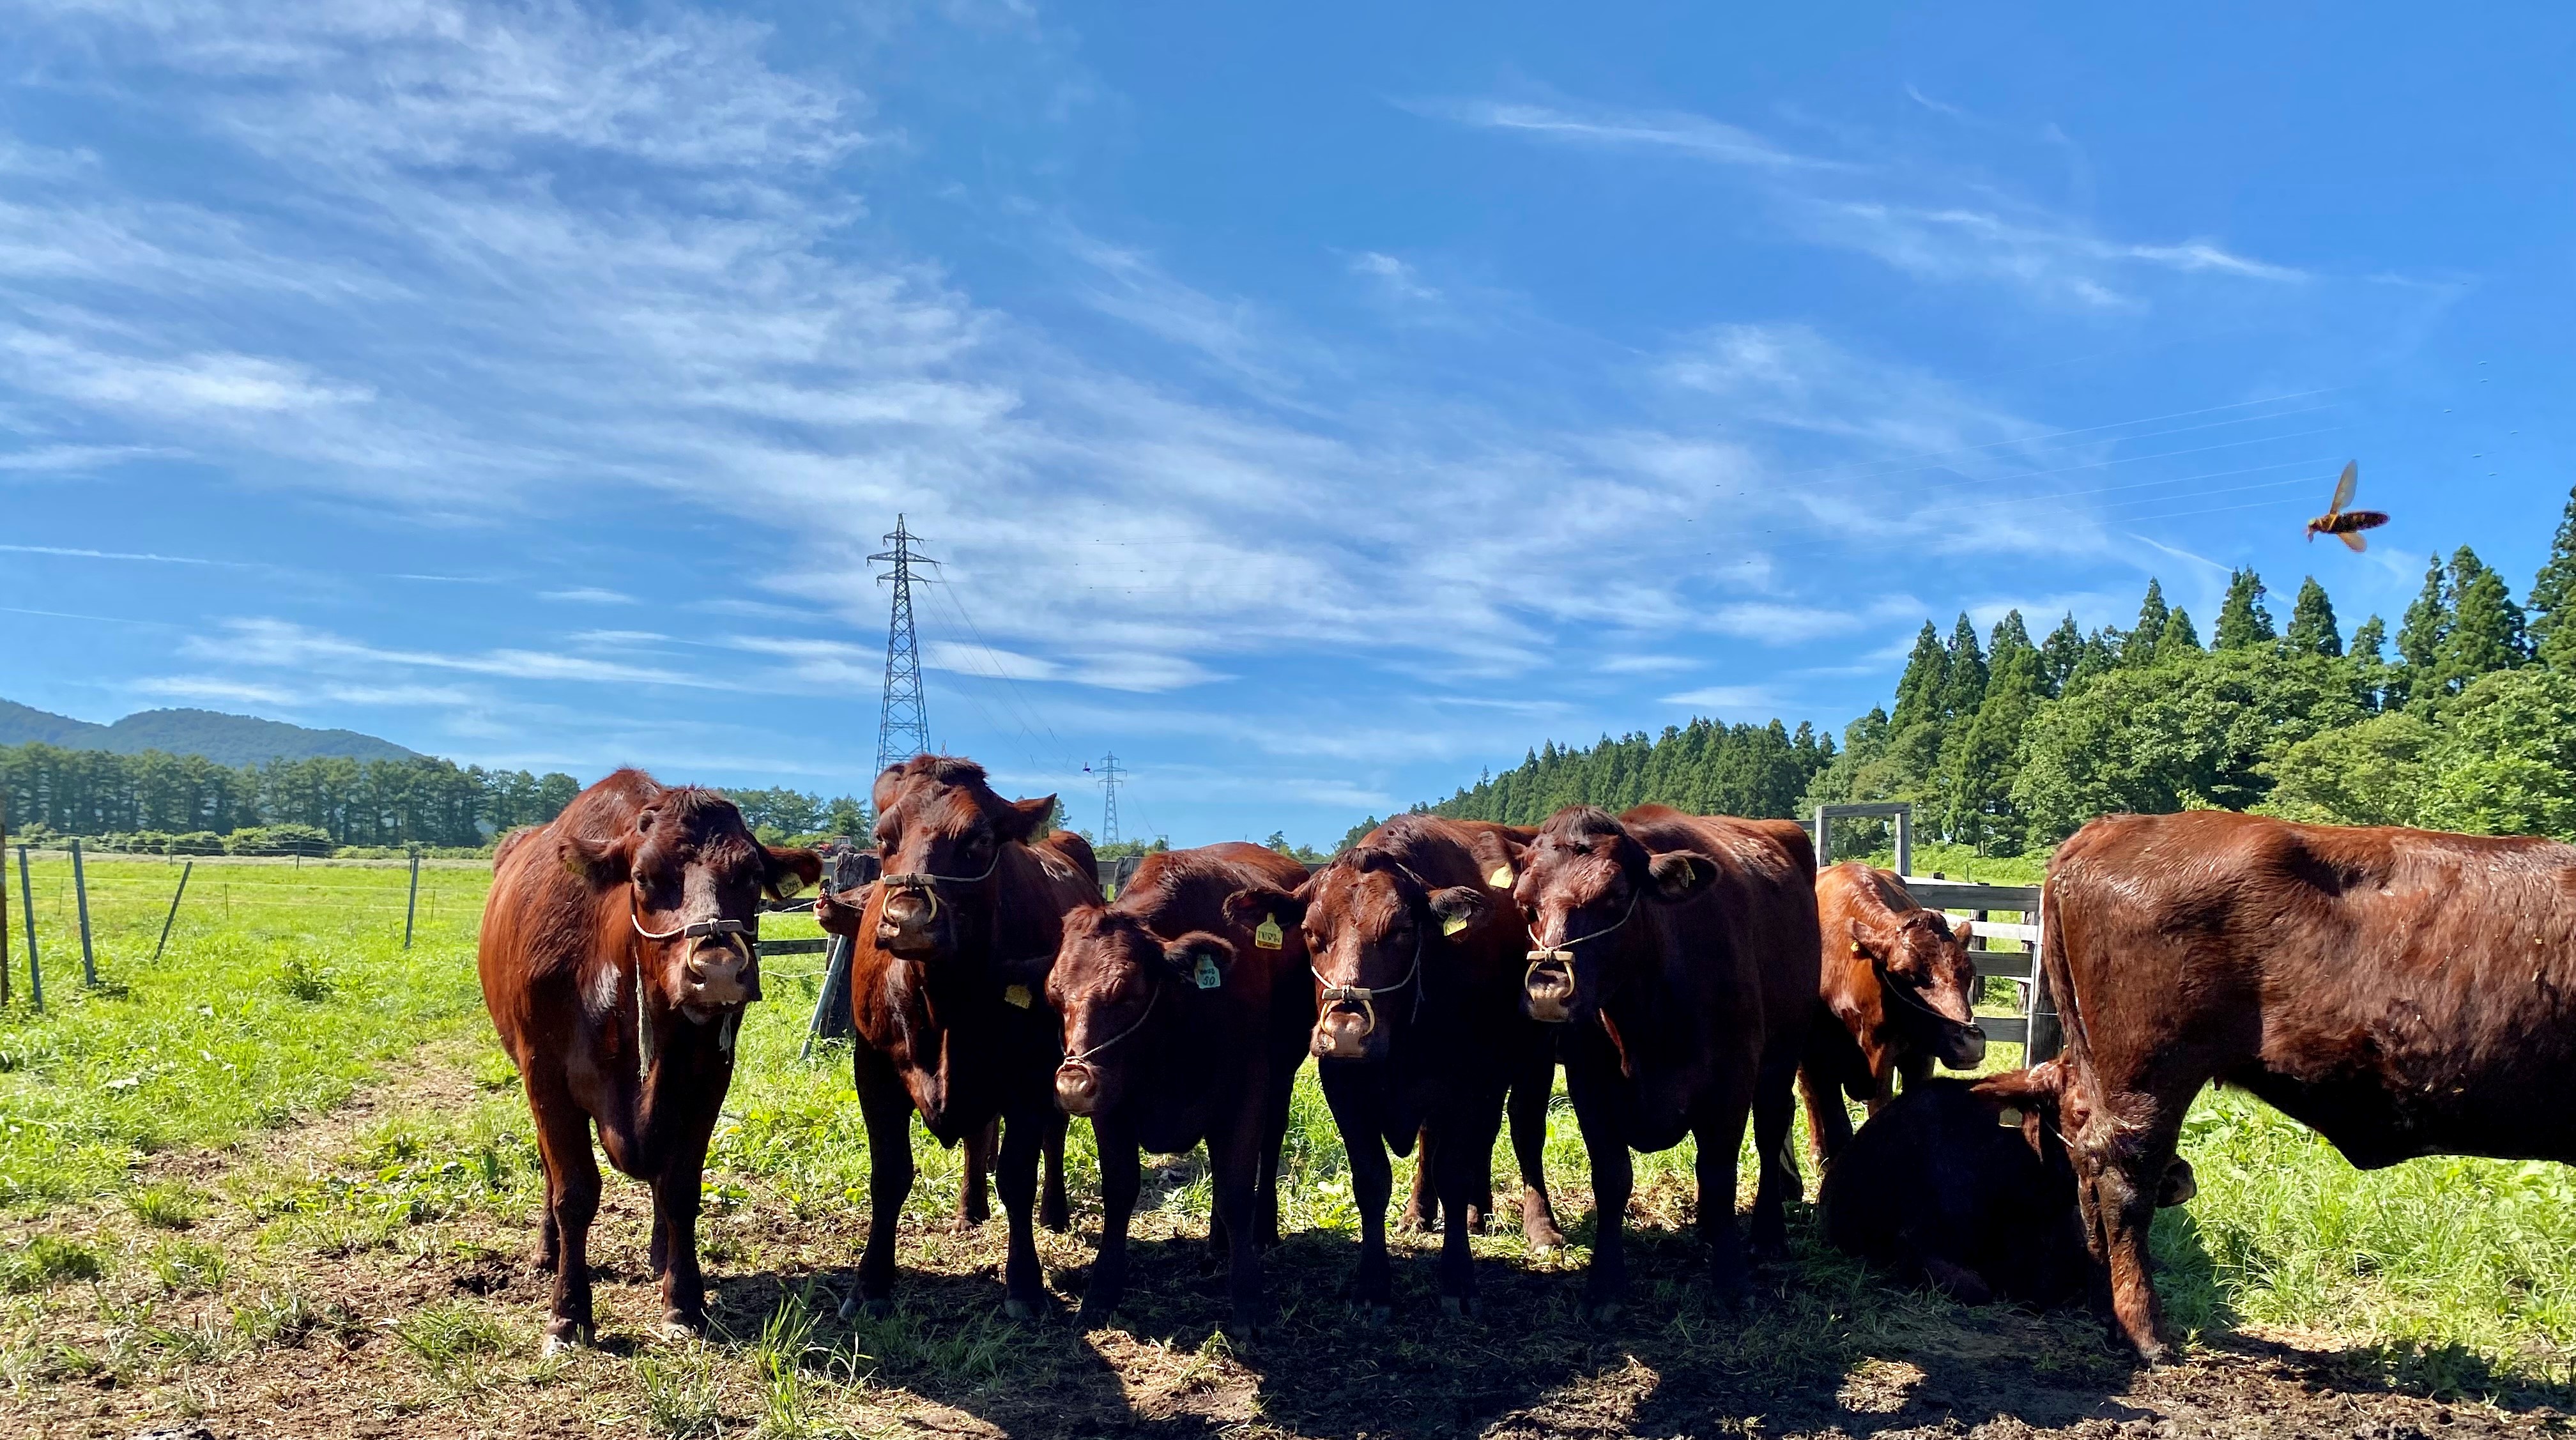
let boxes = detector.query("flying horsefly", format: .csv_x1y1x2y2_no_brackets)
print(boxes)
2304,461,2390,551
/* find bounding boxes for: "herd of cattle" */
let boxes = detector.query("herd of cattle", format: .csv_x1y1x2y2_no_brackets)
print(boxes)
477,756,2576,1367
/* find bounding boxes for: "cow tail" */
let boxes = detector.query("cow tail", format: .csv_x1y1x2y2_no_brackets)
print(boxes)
2037,871,2090,1078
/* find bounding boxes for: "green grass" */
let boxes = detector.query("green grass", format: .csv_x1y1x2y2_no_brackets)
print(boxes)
5,846,2576,1416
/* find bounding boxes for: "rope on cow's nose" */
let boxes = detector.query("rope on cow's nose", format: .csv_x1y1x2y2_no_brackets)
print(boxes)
877,846,1003,926
1313,928,1425,1039
1062,980,1162,1064
629,887,758,949
1522,887,1640,1004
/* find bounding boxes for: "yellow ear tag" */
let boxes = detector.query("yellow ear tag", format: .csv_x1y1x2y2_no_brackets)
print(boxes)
1998,1107,2024,1128
1002,984,1033,1009
1487,864,1512,888
1253,917,1284,950
1193,954,1223,990
1440,914,1469,937
1850,941,1865,954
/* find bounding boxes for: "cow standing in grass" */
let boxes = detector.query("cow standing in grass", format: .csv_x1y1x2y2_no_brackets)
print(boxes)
813,756,1096,1319
1250,814,1557,1317
1508,804,1816,1316
1800,862,1988,1164
2044,811,2576,1362
1046,843,1314,1331
479,769,821,1352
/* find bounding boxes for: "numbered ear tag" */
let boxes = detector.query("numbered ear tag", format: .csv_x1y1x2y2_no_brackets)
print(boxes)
1487,865,1512,888
1441,914,1469,937
1193,955,1223,990
1253,916,1284,950
1002,984,1034,1009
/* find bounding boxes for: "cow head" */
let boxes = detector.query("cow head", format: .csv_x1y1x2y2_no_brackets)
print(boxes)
1850,910,1987,1069
1045,907,1225,1115
561,786,822,1023
1510,806,1714,1025
1969,1062,2197,1207
1256,848,1483,1062
862,755,1055,964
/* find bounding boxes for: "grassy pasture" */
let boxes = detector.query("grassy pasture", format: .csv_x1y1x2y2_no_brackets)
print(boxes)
2,850,2574,1436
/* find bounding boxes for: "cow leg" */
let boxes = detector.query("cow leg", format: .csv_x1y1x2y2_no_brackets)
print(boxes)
1208,1117,1269,1335
538,1207,561,1274
1398,1124,1436,1232
1321,1073,1394,1317
1748,1050,1800,1263
652,1108,717,1337
848,1053,917,1319
956,1116,997,1230
1434,1096,1503,1315
2087,1122,2180,1364
1508,1049,1565,1255
1080,1115,1142,1328
529,1092,601,1353
1569,1089,1632,1322
1254,1050,1297,1248
1039,1107,1072,1234
1798,1062,1855,1170
1691,1103,1754,1305
996,1105,1047,1319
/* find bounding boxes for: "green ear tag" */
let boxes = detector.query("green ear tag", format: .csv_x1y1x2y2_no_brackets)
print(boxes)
1002,984,1034,1009
1193,954,1222,990
1253,916,1284,950
1440,914,1469,937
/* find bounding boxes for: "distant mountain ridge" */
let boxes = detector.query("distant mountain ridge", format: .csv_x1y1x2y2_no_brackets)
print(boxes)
0,698,420,767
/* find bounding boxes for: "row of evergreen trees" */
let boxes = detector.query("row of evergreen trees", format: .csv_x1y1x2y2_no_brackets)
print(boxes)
1,744,582,848
1397,486,2576,855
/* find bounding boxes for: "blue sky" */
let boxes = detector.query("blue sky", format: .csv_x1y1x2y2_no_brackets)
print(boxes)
3,3,2569,848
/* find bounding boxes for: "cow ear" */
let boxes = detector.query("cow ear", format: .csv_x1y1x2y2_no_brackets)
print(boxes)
559,831,632,887
871,765,908,816
1951,915,1975,944
1846,917,1887,960
1224,886,1305,930
1164,931,1234,980
813,882,873,938
1466,831,1525,891
763,845,824,901
999,794,1055,845
1425,885,1486,938
1646,850,1717,902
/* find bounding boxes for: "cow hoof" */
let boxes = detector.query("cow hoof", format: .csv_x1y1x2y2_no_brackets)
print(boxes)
540,1321,594,1356
1004,1297,1039,1321
1394,1211,1429,1235
1438,1294,1476,1319
1584,1299,1623,1326
1077,1303,1117,1331
1350,1301,1391,1328
840,1294,893,1322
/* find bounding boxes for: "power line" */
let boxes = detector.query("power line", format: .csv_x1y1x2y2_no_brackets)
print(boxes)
869,516,933,774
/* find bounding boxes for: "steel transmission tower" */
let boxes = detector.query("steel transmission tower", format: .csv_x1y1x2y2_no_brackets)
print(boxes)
1089,753,1126,848
870,517,933,772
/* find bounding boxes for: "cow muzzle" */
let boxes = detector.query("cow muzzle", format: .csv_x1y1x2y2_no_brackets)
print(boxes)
1942,1022,1988,1069
877,885,938,948
1312,1006,1374,1061
1054,1060,1105,1115
1523,951,1577,1023
682,937,756,1007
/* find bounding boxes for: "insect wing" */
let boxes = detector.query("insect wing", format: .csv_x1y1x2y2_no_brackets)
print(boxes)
2338,529,2367,553
2331,461,2357,514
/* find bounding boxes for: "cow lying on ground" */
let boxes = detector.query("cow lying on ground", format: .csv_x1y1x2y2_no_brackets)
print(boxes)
2044,810,2576,1361
1242,814,1554,1316
1802,862,1988,1164
1819,1063,2194,1307
1046,843,1314,1331
479,770,821,1351
1508,804,1817,1315
814,755,1097,1319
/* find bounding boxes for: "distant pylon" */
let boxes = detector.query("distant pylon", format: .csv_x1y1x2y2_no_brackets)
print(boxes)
1086,753,1126,848
870,516,933,773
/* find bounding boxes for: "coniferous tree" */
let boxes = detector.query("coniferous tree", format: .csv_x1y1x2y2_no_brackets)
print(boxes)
2396,554,2451,705
1946,626,2041,853
2432,546,2531,697
2528,486,2576,670
2039,613,2083,698
2158,606,2202,658
2125,579,2172,668
2074,627,2120,686
1941,613,1989,721
2350,615,2391,709
1889,622,1949,733
2283,576,2342,657
2214,568,2277,650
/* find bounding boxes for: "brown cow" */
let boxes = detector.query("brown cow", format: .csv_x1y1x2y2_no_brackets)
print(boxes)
1800,862,1988,1163
813,756,1097,1319
1508,804,1816,1316
1046,843,1313,1331
2043,810,2576,1361
479,770,821,1351
1243,814,1558,1317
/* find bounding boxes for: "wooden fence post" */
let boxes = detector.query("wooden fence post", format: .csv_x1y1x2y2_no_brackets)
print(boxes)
154,861,194,963
70,837,97,987
17,845,38,1013
0,797,10,1007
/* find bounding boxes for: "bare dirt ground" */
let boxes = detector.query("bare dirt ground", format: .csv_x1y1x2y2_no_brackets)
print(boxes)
13,1048,2575,1440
